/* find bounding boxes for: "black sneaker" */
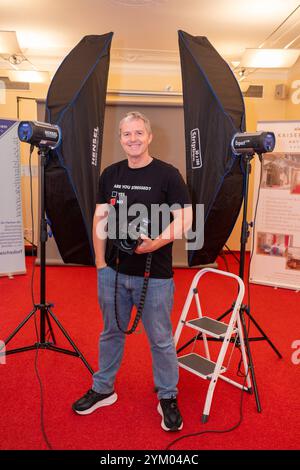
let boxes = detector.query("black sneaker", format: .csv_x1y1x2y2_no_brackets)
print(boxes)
72,389,117,415
157,397,183,431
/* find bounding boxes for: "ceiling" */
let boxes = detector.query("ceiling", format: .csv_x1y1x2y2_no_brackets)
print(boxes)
1,0,300,80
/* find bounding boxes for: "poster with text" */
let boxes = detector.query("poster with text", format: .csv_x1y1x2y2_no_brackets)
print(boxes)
0,119,25,276
250,121,300,290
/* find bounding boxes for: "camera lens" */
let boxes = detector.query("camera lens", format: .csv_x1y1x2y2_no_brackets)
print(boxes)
120,239,136,252
121,240,132,248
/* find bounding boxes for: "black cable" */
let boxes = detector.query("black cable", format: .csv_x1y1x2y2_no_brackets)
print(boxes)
28,144,36,307
238,153,264,352
236,157,263,382
168,161,263,449
219,250,229,272
247,156,263,313
114,250,152,335
28,145,53,450
224,244,240,264
23,236,37,249
165,372,248,450
237,155,263,384
236,157,263,390
169,282,249,449
34,345,53,450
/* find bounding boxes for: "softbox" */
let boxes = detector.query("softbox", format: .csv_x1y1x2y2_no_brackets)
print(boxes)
178,30,246,266
45,33,113,265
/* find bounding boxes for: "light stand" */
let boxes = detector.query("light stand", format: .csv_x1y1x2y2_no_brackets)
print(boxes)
219,152,283,411
1,146,93,374
177,151,282,413
217,154,282,356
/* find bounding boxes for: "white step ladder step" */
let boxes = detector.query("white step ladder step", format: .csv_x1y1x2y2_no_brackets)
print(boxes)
178,352,226,379
185,316,236,338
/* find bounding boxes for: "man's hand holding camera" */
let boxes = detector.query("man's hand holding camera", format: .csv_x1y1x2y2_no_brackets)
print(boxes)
135,206,193,255
134,233,160,254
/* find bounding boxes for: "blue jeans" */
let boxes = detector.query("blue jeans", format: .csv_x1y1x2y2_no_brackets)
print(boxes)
92,266,178,400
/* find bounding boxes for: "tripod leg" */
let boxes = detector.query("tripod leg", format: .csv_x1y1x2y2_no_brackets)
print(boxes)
47,308,94,374
216,306,234,322
45,310,56,344
239,307,262,413
236,315,252,391
4,307,38,347
245,307,282,359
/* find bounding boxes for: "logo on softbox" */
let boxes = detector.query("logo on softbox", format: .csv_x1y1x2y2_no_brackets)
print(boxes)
91,126,100,167
190,128,202,169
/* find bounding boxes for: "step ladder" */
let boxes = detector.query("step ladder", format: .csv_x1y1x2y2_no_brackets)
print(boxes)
174,268,252,423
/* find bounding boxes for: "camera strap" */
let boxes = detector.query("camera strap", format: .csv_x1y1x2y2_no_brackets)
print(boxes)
114,249,153,335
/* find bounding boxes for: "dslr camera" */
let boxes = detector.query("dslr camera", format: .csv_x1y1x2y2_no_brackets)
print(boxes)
112,216,150,255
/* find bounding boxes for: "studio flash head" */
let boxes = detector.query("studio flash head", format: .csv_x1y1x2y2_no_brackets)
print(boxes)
18,120,61,149
231,131,275,156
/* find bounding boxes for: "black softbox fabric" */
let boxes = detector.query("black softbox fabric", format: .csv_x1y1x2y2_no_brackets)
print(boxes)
179,30,246,266
45,33,113,265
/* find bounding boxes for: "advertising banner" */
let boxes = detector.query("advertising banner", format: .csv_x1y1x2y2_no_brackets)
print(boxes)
250,120,300,290
0,119,25,276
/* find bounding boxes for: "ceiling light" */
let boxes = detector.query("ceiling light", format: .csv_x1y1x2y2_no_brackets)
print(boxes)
239,48,300,68
0,30,26,67
0,30,22,55
8,70,50,83
111,0,165,5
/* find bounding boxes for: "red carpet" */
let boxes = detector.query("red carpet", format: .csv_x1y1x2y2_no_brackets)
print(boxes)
0,253,299,451
292,185,300,194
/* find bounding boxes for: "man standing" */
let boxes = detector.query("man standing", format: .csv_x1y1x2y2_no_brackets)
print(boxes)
73,111,192,431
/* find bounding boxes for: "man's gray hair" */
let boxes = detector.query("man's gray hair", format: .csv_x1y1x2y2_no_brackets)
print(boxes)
119,111,152,136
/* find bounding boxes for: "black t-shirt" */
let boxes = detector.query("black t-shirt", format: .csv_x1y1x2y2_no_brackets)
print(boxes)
96,158,191,278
